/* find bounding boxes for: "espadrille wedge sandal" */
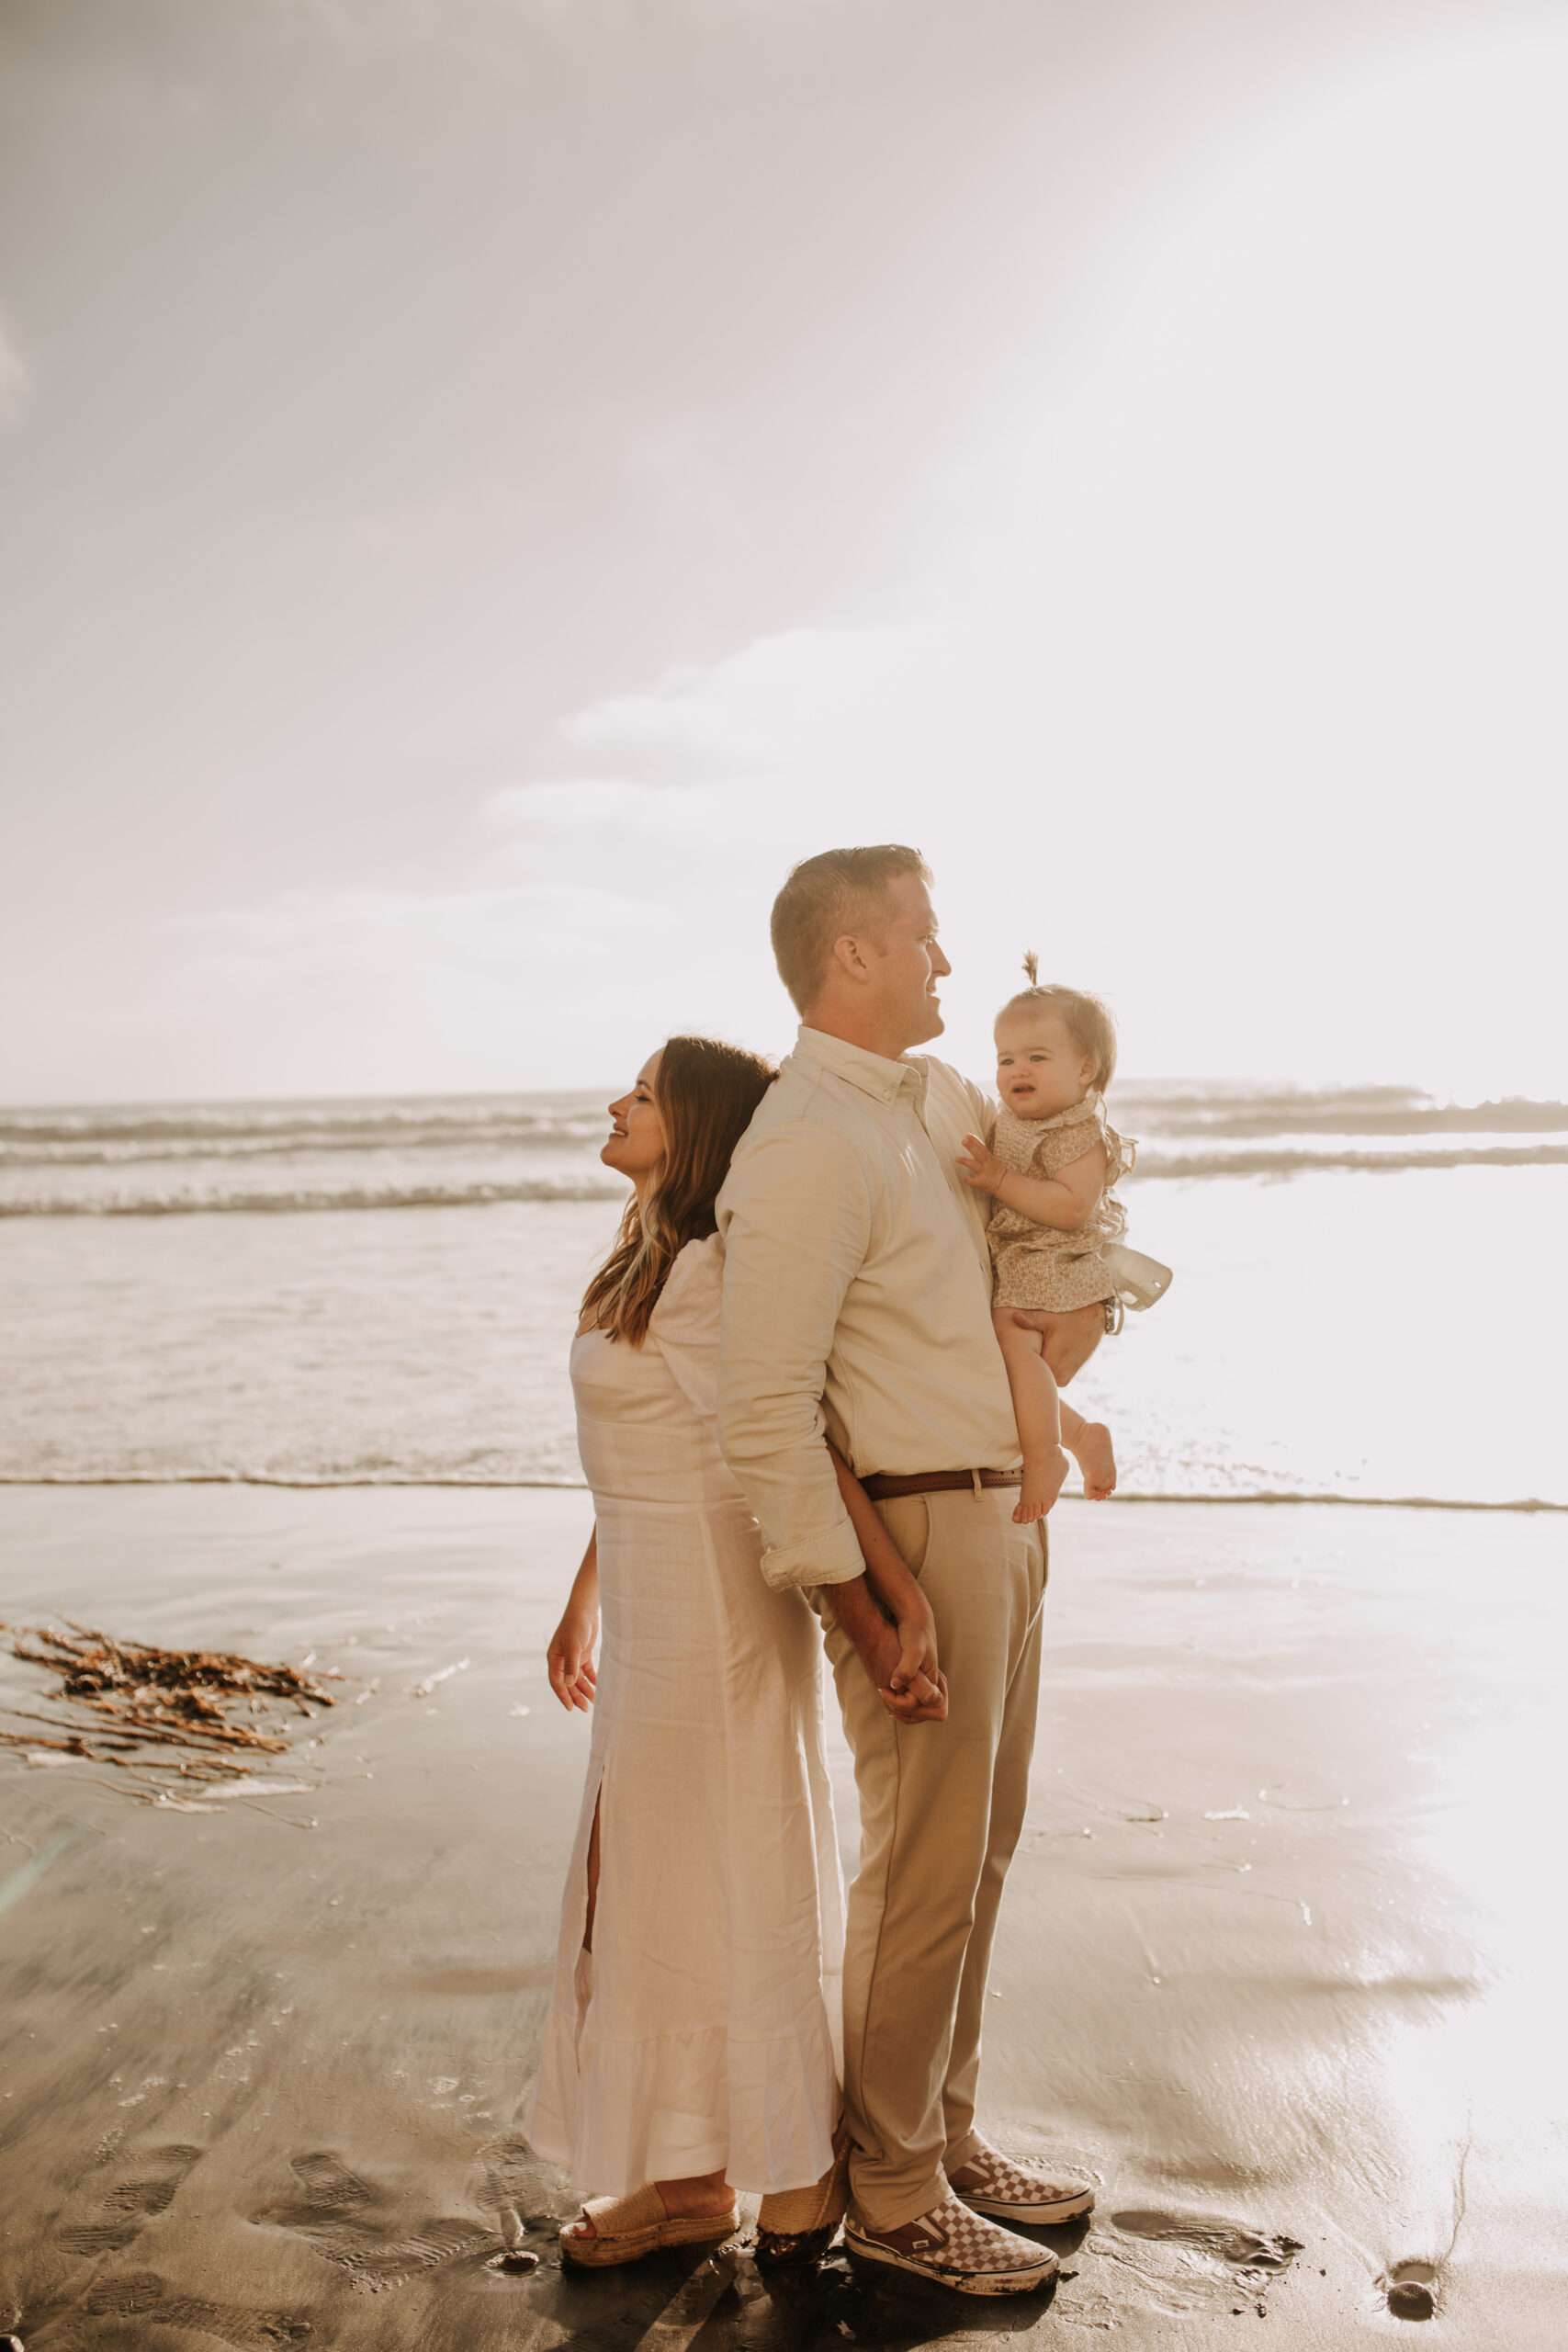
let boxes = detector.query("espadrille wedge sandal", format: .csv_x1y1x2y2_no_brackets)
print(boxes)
755,2139,851,2267
559,2183,739,2268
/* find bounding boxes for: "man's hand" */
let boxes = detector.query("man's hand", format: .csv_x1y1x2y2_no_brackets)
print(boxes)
547,1605,600,1713
956,1132,1004,1193
823,1574,949,1724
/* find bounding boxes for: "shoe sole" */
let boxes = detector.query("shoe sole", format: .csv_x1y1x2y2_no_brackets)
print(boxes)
753,2222,840,2269
956,2188,1096,2225
844,2230,1058,2296
560,2216,738,2268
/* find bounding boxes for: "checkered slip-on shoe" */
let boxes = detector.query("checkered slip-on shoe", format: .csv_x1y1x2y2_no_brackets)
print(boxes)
948,2143,1096,2225
843,2194,1059,2296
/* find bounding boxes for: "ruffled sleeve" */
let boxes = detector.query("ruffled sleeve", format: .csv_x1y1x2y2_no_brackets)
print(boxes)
647,1233,725,1429
1097,1102,1136,1186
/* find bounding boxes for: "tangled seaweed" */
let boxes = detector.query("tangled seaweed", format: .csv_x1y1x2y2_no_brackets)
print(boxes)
0,1621,338,1790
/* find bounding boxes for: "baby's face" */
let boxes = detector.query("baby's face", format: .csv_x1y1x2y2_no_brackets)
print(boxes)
995,1008,1097,1120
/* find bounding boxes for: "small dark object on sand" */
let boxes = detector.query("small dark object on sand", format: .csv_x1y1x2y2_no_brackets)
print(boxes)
485,2210,539,2272
1387,2279,1436,2320
4,2333,25,2349
2,1622,337,1787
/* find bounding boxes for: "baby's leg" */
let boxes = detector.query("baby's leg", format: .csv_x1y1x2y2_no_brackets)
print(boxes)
992,1308,1070,1523
1057,1398,1117,1502
1039,1301,1109,1385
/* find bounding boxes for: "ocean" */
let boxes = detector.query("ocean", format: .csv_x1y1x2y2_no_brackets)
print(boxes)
3,1082,1565,1508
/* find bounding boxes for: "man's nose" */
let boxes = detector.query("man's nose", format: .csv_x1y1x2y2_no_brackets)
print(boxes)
931,945,953,977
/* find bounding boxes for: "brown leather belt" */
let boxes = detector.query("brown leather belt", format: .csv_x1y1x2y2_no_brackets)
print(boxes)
861,1467,1023,1500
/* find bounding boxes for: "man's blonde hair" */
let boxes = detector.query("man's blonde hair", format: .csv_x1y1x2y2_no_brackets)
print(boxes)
770,844,932,1014
998,954,1119,1092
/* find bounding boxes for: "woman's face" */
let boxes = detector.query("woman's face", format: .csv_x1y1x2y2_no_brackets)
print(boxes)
602,1051,666,1188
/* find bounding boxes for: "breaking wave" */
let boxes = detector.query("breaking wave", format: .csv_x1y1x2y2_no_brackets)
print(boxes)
1133,1140,1568,1182
2,1084,1565,1215
0,1177,626,1217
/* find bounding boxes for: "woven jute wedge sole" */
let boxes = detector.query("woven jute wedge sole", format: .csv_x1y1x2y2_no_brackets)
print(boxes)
559,2185,739,2269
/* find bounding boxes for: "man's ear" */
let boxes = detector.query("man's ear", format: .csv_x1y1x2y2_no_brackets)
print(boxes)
829,933,872,985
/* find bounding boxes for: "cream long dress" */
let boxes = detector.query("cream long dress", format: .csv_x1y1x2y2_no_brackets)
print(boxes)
525,1234,844,2197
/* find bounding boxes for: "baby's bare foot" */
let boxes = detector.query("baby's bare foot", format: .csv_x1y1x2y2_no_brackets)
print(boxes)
1014,1445,1072,1522
1069,1420,1116,1500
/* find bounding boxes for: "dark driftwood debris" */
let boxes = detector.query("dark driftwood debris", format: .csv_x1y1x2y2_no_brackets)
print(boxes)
0,1621,338,1788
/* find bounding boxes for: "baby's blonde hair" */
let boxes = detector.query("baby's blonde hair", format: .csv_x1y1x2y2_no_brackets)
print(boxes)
998,954,1118,1092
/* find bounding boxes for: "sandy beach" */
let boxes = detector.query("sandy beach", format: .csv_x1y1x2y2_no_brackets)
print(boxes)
1,1484,1564,2349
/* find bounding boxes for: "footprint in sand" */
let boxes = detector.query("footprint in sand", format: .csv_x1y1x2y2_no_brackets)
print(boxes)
252,2150,495,2291
477,2134,573,2229
56,2143,206,2256
82,2272,311,2346
1095,2209,1303,2317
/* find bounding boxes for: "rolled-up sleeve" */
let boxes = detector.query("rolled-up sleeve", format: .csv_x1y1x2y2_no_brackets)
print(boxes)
716,1121,870,1592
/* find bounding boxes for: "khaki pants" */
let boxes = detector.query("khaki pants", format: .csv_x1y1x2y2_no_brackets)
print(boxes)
821,1485,1047,2232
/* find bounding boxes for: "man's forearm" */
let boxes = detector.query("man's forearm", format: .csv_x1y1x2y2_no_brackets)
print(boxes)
819,1571,947,1723
818,1572,887,1666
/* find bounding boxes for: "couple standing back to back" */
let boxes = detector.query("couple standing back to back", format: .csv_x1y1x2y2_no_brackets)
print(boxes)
528,844,1100,2298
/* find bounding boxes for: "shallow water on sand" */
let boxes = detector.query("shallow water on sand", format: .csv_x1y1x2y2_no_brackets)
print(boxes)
2,1488,1564,2347
5,1164,1567,1506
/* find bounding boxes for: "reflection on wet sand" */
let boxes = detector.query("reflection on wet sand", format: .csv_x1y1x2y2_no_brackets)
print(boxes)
0,1486,1563,2348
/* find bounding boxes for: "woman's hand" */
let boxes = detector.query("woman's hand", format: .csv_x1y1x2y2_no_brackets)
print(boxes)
547,1605,600,1713
874,1623,948,1724
825,1577,949,1725
886,1584,941,1703
957,1132,1004,1193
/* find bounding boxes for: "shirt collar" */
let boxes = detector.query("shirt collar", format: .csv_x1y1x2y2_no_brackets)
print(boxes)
793,1023,928,1109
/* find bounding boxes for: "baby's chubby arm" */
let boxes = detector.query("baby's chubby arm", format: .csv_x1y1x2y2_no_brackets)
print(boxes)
957,1134,1109,1232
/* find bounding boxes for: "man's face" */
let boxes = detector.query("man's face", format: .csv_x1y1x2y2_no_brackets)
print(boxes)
867,874,950,1052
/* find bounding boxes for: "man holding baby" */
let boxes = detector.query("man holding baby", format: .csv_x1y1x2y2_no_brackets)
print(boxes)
716,843,1098,2297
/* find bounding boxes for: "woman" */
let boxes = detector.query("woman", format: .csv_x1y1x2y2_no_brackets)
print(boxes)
526,1036,939,2269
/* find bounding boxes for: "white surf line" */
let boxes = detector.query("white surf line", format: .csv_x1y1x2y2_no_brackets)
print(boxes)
6,1478,1562,1510
1103,1491,1568,1513
0,1827,75,1920
629,2251,739,2352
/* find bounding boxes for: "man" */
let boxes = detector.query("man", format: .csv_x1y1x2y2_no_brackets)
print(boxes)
716,844,1099,2297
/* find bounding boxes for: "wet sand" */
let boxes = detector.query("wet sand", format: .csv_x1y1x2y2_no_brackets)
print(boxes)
1,1485,1564,2348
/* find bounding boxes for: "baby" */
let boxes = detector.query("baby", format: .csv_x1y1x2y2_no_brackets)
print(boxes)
957,958,1135,1523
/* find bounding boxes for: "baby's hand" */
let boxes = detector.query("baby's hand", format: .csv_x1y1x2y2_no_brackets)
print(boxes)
957,1133,1003,1193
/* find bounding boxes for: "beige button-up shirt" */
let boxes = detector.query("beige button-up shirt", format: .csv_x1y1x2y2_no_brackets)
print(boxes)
715,1024,1021,1592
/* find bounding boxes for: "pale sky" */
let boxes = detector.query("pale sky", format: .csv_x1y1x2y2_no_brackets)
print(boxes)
3,0,1564,1104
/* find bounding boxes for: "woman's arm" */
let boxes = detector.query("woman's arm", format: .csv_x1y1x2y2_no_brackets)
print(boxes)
826,1441,942,1705
547,1527,601,1713
956,1136,1108,1231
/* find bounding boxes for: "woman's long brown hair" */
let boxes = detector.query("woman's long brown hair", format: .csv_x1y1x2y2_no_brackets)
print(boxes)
580,1035,776,1346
